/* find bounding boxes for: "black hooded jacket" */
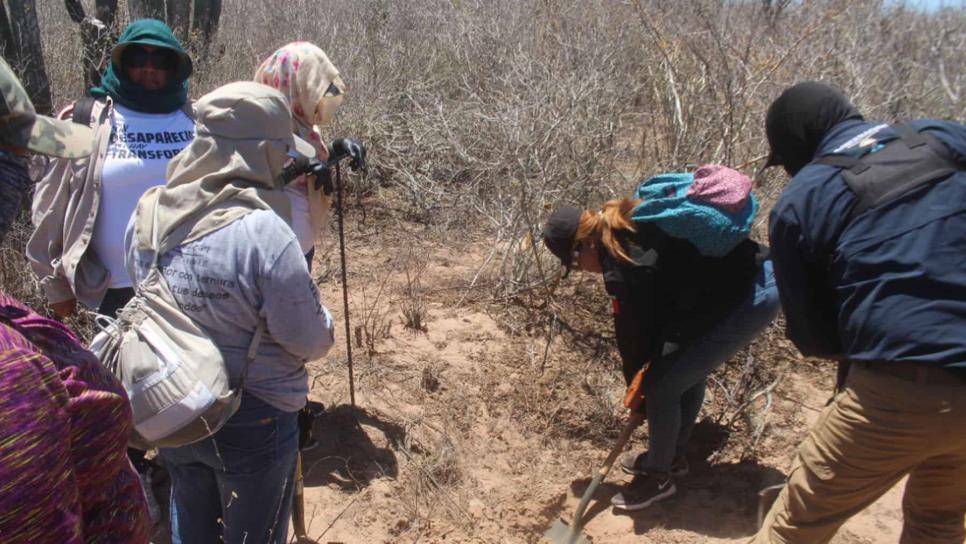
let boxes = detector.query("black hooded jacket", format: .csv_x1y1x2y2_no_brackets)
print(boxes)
765,81,864,176
603,222,766,384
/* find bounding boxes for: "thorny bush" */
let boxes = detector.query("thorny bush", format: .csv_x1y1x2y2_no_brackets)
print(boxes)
3,0,963,463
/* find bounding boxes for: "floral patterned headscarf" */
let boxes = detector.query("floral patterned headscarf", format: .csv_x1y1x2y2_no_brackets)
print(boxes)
254,42,345,130
253,42,346,248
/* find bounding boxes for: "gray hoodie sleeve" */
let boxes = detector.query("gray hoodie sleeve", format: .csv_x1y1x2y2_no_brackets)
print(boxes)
258,223,335,362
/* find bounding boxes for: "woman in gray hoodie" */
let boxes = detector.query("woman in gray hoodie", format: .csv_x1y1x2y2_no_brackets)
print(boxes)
124,81,335,544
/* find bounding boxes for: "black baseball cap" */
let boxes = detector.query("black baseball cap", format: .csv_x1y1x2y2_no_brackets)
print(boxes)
542,205,582,277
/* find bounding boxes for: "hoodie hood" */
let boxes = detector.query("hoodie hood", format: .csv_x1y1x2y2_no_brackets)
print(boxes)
90,19,192,113
135,81,315,252
765,81,864,176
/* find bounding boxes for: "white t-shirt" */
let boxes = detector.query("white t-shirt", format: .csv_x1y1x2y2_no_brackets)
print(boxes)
93,104,194,288
285,179,313,255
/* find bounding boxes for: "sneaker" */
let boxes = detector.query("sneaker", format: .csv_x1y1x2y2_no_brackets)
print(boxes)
138,470,161,525
610,475,677,511
619,452,689,478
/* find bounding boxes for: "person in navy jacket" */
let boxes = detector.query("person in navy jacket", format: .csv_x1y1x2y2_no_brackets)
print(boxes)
753,81,966,544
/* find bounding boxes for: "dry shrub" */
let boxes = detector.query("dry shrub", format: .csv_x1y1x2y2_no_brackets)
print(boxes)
419,361,443,394
0,216,44,307
356,277,394,356
390,407,469,537
7,0,965,462
704,319,803,462
399,248,429,333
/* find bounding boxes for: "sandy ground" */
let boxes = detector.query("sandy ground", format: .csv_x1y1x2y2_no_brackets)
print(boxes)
151,206,906,544
283,217,905,544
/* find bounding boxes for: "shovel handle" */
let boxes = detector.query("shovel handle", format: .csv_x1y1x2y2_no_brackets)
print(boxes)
292,451,307,537
600,411,645,476
572,412,645,524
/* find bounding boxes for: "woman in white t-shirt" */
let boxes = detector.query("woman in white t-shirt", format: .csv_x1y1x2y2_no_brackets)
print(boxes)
27,18,195,525
30,19,195,321
254,42,347,269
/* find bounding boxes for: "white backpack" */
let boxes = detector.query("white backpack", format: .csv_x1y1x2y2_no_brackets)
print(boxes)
90,203,263,450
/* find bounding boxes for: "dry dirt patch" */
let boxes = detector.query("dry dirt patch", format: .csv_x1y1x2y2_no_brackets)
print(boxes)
281,212,905,544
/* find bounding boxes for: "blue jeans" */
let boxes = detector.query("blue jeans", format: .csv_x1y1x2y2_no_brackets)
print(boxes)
160,393,298,544
643,259,780,475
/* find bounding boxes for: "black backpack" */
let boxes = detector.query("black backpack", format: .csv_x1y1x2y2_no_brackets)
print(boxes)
814,123,964,226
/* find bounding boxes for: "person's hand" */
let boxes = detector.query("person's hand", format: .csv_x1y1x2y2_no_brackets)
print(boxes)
50,298,77,319
328,138,367,172
623,365,648,415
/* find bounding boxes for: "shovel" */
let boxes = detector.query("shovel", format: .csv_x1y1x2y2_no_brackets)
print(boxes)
292,451,307,539
545,368,648,544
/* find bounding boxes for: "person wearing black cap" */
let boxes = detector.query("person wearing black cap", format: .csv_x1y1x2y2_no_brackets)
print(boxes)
754,82,966,543
542,165,778,511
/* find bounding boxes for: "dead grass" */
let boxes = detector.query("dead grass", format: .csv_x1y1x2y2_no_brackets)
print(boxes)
3,2,962,542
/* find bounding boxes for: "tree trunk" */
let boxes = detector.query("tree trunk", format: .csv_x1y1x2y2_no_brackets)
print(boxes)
192,0,222,46
7,0,51,113
94,0,118,29
165,0,191,42
128,0,165,21
64,0,117,91
64,0,85,23
79,17,114,90
0,2,19,65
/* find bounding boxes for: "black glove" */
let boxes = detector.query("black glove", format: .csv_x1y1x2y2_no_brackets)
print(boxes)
329,138,367,172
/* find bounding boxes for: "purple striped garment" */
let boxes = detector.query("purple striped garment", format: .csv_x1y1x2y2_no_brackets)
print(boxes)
0,292,149,544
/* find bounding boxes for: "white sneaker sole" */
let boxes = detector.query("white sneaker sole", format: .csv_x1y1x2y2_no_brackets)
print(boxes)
611,483,677,511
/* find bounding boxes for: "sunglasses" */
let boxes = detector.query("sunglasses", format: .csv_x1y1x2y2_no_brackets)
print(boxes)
122,47,177,71
323,81,342,98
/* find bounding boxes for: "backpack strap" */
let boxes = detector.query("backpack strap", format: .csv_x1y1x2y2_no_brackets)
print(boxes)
144,196,266,390
237,321,266,390
814,123,962,224
813,154,868,173
71,96,108,127
892,123,929,148
179,100,195,121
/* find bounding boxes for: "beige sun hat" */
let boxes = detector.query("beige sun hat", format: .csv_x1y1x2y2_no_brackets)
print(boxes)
194,80,316,160
0,57,94,158
134,81,317,251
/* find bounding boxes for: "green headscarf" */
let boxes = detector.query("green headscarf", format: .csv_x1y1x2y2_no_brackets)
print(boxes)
90,19,193,114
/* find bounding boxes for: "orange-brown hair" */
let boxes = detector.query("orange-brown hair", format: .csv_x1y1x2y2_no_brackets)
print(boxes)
574,198,641,264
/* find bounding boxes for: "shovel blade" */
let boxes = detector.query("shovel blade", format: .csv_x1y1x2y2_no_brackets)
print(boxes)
543,518,593,544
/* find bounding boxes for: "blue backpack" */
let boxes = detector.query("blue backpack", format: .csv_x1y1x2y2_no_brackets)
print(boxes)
630,164,758,257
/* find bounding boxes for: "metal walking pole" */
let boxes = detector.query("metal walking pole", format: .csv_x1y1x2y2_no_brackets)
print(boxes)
335,161,356,407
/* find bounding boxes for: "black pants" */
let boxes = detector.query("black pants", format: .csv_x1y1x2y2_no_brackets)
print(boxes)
98,287,149,471
304,247,315,272
98,287,135,318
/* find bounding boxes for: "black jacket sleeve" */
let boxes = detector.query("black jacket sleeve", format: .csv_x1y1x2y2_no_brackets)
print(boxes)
604,249,661,385
768,194,844,358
